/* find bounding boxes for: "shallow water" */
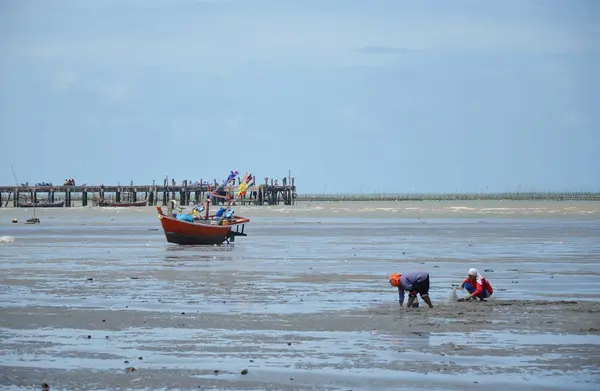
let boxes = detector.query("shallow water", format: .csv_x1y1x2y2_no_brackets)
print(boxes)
1,201,599,390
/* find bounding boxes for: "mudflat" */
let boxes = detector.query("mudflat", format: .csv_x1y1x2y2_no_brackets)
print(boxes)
1,201,599,390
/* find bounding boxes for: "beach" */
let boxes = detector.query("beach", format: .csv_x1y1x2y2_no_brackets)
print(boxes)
1,200,599,390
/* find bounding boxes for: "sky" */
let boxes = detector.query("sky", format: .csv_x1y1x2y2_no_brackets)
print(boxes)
0,0,598,194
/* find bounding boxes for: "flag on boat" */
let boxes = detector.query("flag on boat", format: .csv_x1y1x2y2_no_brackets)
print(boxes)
212,170,239,196
236,174,253,198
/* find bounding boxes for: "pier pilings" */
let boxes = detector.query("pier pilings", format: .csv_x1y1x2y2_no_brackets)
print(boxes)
0,177,298,207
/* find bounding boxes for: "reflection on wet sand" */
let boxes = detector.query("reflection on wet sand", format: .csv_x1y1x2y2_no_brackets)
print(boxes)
163,243,236,263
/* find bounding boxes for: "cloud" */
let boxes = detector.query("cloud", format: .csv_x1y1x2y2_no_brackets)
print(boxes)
356,46,411,55
52,72,78,93
51,71,131,101
97,82,130,101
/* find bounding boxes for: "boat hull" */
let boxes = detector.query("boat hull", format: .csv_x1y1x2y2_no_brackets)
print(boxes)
18,201,65,208
157,206,249,245
164,230,230,245
97,200,147,207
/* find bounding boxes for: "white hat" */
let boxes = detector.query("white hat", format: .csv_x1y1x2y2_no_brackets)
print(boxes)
468,268,478,276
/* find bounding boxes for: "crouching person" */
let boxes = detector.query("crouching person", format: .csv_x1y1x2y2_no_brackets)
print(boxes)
461,268,493,301
389,271,434,308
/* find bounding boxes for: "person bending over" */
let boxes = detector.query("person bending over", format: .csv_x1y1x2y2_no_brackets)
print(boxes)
389,271,434,308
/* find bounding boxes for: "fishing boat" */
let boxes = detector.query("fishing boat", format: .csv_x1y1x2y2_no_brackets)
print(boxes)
18,200,65,208
156,171,252,245
96,199,148,207
156,204,249,245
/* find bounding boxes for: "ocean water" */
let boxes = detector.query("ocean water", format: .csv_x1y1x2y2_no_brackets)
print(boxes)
1,200,599,390
2,200,599,306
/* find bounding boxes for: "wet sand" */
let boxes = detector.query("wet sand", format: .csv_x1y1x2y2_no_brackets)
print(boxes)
1,300,599,391
1,201,599,390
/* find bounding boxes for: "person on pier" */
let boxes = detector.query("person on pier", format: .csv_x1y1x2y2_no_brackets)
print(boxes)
460,268,493,301
389,271,434,308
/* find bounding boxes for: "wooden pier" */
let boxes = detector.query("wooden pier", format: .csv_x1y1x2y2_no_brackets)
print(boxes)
0,176,297,208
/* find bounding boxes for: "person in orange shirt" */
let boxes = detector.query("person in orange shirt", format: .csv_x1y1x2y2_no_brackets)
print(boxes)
389,271,434,308
461,268,493,301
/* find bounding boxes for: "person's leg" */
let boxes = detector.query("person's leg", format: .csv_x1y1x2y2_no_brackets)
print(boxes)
464,281,475,294
419,276,433,308
479,290,491,300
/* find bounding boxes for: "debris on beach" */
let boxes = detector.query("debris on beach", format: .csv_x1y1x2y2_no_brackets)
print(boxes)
41,382,50,391
241,369,248,375
125,367,137,372
448,287,458,302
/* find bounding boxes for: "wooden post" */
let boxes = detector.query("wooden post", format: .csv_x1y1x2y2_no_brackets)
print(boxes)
14,191,18,207
133,189,137,203
116,189,121,203
82,190,88,206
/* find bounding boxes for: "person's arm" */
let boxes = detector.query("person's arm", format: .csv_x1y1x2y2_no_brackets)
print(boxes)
460,278,467,289
398,286,405,306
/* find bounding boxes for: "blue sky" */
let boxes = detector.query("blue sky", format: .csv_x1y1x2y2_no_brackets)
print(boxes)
0,0,598,194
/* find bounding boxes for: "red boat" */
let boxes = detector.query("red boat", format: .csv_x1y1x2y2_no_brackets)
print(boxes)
156,203,249,245
18,200,65,208
97,199,148,207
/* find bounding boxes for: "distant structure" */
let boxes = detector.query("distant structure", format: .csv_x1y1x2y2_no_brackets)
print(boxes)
295,191,600,202
0,175,296,208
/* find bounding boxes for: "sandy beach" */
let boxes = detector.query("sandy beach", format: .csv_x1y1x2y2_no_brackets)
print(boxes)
1,201,599,390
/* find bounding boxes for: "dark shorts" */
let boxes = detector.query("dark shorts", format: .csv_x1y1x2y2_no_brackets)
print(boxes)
408,275,430,298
